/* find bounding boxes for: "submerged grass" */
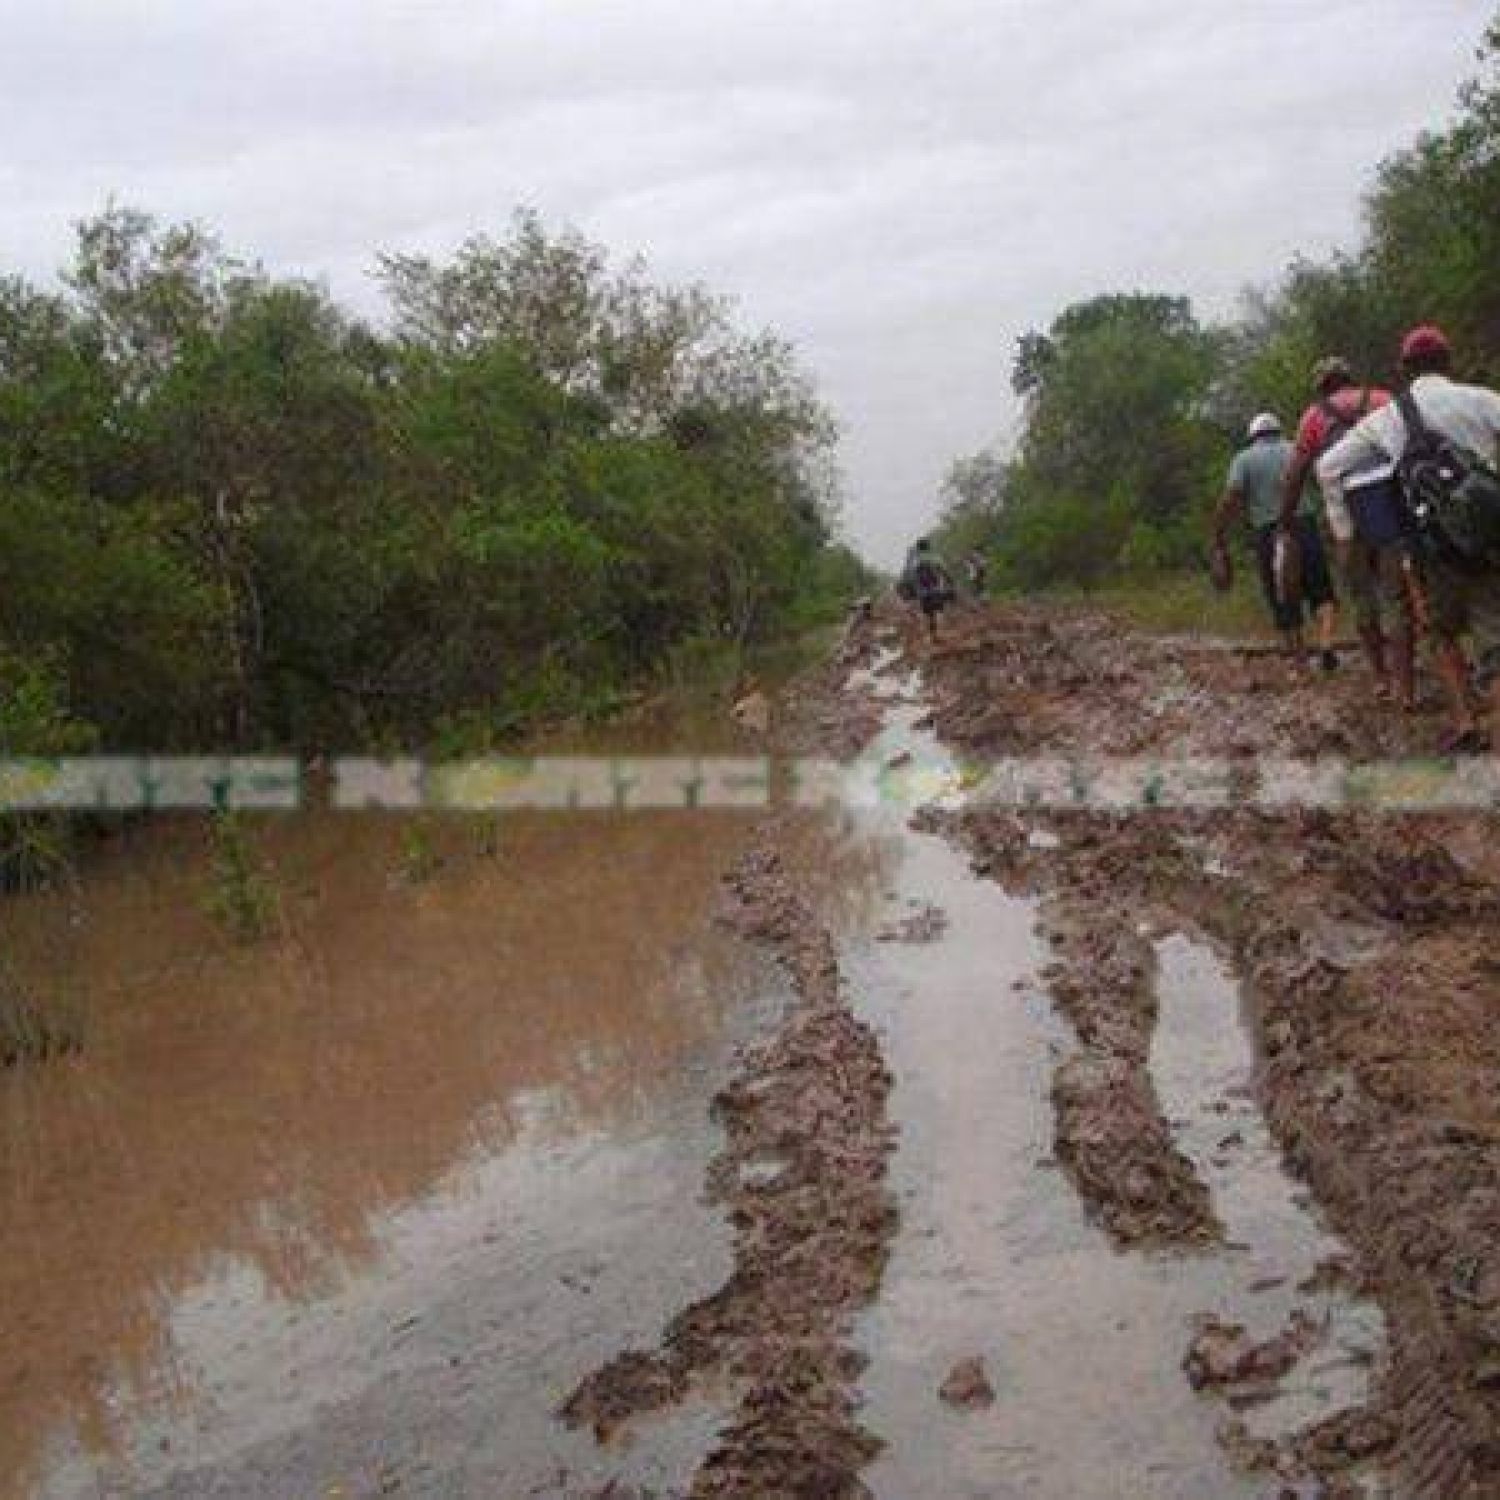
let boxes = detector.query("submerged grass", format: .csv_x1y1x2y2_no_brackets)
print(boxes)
0,955,83,1067
204,812,279,943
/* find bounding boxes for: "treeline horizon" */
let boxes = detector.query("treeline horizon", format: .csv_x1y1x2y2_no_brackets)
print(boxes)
0,206,870,761
935,14,1500,592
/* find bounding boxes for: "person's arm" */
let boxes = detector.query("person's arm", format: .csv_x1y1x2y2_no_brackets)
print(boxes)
1316,404,1400,545
1212,486,1243,549
1315,429,1373,545
1278,448,1315,530
1318,413,1390,495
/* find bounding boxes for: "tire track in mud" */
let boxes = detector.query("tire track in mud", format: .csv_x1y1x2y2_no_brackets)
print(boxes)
914,601,1500,1498
561,625,899,1499
942,805,1222,1248
904,603,1222,1251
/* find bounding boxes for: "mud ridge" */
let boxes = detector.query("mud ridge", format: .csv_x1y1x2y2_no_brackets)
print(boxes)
562,622,898,1500
915,801,1219,1248
560,837,897,1498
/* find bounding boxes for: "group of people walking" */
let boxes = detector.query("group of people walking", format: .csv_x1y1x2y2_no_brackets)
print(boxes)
898,324,1499,752
1214,324,1500,752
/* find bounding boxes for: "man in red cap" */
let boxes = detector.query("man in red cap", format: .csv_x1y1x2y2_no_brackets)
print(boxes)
1319,326,1500,751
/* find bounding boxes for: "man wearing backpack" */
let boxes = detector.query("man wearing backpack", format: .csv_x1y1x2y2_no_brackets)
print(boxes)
1318,326,1500,752
1278,357,1417,708
900,538,956,641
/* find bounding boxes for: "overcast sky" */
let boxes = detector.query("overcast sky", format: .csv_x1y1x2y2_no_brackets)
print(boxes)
0,1,1491,564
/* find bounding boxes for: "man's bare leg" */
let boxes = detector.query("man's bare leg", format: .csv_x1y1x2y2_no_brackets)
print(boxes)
1316,602,1337,652
1315,602,1339,671
1390,625,1417,712
1357,620,1391,696
1433,636,1479,737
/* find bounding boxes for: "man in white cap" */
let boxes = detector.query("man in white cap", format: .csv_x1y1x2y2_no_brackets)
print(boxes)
1213,411,1339,665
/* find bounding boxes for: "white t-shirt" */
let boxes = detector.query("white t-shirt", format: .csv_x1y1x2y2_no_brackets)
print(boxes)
1315,374,1500,542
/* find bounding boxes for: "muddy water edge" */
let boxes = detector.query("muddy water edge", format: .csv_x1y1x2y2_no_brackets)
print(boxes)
1,662,890,1498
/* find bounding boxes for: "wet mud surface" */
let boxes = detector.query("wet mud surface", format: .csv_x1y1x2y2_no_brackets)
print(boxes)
917,601,1500,1497
561,619,900,1498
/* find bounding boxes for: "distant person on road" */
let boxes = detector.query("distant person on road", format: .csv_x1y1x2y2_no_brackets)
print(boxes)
1213,412,1339,667
899,538,955,641
964,550,989,601
1319,325,1500,753
1279,357,1417,708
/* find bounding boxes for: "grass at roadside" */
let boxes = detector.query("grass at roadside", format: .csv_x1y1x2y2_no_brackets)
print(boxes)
1008,568,1272,641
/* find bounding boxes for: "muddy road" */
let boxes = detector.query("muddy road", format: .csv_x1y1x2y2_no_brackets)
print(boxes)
4,602,1496,1496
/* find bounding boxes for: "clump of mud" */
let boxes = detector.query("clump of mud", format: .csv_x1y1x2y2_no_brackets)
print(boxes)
875,900,947,944
561,837,897,1498
938,1355,995,1410
1184,1310,1324,1390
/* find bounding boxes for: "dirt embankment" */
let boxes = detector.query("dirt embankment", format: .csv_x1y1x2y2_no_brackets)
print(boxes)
562,614,896,1499
915,602,1500,1498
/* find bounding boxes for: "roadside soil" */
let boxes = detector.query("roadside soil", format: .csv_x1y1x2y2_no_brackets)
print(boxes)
913,599,1500,1499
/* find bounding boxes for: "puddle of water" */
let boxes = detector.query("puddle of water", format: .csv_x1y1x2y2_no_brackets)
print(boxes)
1151,936,1387,1449
843,675,1386,1498
3,800,873,1499
42,1112,741,1499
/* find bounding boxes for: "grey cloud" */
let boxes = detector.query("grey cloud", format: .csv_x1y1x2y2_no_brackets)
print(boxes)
0,0,1491,563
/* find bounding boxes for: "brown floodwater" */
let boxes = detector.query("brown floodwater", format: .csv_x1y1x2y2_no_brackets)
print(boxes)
0,778,884,1498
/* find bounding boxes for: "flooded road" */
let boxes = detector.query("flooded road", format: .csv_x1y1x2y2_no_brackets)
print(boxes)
832,660,1388,1497
4,639,1389,1497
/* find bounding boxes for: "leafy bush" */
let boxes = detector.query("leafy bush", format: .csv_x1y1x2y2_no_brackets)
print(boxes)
0,207,853,755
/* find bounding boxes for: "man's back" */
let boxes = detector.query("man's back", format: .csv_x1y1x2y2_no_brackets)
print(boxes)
1229,437,1295,528
1295,386,1392,466
1334,374,1500,467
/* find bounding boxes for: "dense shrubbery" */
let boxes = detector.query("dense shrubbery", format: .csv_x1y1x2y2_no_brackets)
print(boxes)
0,208,866,754
938,15,1500,594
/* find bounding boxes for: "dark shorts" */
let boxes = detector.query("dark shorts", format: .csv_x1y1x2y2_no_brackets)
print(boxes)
1255,517,1336,632
918,590,948,618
